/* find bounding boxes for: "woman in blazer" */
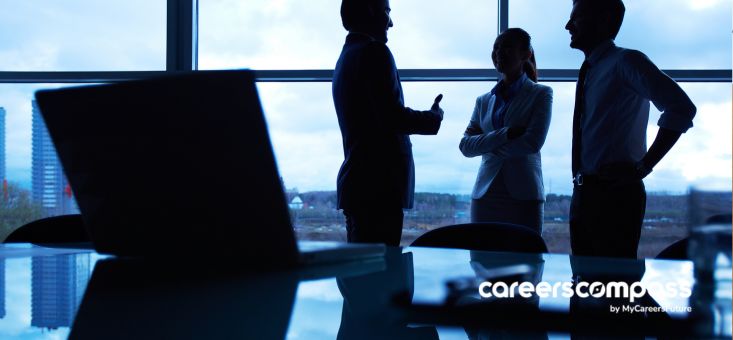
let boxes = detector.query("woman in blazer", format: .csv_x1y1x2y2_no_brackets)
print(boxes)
459,28,553,233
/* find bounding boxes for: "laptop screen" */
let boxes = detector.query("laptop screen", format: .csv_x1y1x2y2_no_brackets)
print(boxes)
35,70,299,267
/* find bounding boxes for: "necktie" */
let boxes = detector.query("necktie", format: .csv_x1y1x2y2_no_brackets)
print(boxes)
571,61,590,177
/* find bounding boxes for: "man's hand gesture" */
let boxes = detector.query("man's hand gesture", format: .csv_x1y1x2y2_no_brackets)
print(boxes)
431,94,444,119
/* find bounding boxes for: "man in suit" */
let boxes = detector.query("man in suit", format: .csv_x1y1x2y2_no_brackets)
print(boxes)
566,0,696,258
333,0,444,246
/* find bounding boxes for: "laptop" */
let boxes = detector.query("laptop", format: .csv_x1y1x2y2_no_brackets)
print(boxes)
34,70,384,268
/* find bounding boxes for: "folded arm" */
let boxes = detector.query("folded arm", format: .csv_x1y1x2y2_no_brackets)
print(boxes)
493,87,553,159
459,97,509,158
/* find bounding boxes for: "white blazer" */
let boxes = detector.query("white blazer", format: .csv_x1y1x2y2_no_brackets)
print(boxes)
459,79,553,201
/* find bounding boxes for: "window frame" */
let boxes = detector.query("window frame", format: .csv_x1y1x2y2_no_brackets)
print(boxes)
0,0,728,253
0,0,728,84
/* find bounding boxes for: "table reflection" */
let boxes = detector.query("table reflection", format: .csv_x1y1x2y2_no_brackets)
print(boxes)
32,254,90,329
0,248,96,339
70,258,298,339
0,259,5,320
0,245,728,339
337,248,438,339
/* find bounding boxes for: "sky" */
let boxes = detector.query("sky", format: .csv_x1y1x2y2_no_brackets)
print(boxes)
0,0,730,196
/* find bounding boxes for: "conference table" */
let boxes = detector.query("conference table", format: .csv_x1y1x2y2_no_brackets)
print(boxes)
0,243,730,339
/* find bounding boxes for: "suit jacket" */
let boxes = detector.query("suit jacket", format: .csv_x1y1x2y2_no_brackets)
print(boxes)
333,33,442,210
459,79,553,201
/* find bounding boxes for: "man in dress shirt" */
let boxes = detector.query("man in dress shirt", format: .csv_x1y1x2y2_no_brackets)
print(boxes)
333,0,444,246
565,0,696,258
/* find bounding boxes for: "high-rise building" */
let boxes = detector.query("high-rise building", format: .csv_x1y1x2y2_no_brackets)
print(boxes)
0,260,5,319
31,254,90,329
0,107,5,183
31,101,78,216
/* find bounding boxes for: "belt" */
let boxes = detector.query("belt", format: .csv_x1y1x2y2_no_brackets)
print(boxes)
573,162,639,187
572,173,609,187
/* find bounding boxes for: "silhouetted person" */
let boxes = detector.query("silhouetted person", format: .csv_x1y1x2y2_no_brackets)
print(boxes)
333,0,444,246
566,0,696,258
337,249,438,339
459,28,553,233
462,251,548,339
568,256,678,338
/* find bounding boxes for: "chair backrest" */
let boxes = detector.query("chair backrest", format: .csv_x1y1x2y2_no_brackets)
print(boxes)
706,213,732,224
655,238,688,260
410,222,548,253
4,214,89,244
655,234,733,260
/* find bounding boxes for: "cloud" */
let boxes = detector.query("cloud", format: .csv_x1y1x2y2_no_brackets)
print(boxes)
255,76,731,196
199,0,500,70
0,1,728,198
0,0,165,71
656,98,732,183
199,0,344,70
0,85,40,188
0,259,33,336
509,0,732,69
687,0,727,11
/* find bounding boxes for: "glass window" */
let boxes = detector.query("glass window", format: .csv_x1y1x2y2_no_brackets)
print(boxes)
2,0,729,256
0,1,166,71
258,81,731,254
509,0,732,69
199,0,498,70
257,81,488,244
535,82,732,257
0,84,81,242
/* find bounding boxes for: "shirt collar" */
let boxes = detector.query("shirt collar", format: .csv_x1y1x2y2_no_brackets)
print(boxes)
346,32,376,43
490,72,528,98
586,39,616,67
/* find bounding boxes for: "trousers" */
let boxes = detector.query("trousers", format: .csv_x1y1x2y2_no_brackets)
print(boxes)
343,207,404,246
570,179,646,258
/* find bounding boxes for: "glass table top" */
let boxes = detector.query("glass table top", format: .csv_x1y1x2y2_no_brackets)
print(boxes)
0,244,729,339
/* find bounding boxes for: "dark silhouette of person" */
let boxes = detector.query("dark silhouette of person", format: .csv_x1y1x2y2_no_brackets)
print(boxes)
337,249,439,339
333,0,444,246
459,28,553,233
461,251,549,339
568,256,678,339
565,0,696,258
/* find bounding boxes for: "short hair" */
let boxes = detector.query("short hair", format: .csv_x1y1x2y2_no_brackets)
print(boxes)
573,0,625,39
341,0,379,31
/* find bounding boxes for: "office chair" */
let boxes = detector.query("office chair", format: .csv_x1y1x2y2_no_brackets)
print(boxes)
656,214,732,260
410,222,548,253
655,238,688,260
706,213,732,224
4,214,90,245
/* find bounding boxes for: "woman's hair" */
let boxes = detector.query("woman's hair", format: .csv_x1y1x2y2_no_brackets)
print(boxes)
499,28,538,82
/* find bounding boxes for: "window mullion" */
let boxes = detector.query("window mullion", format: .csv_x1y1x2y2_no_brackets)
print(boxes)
498,0,509,34
167,0,198,72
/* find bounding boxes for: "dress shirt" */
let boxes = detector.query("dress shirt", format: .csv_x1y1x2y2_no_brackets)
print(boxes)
578,40,696,174
490,72,528,129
